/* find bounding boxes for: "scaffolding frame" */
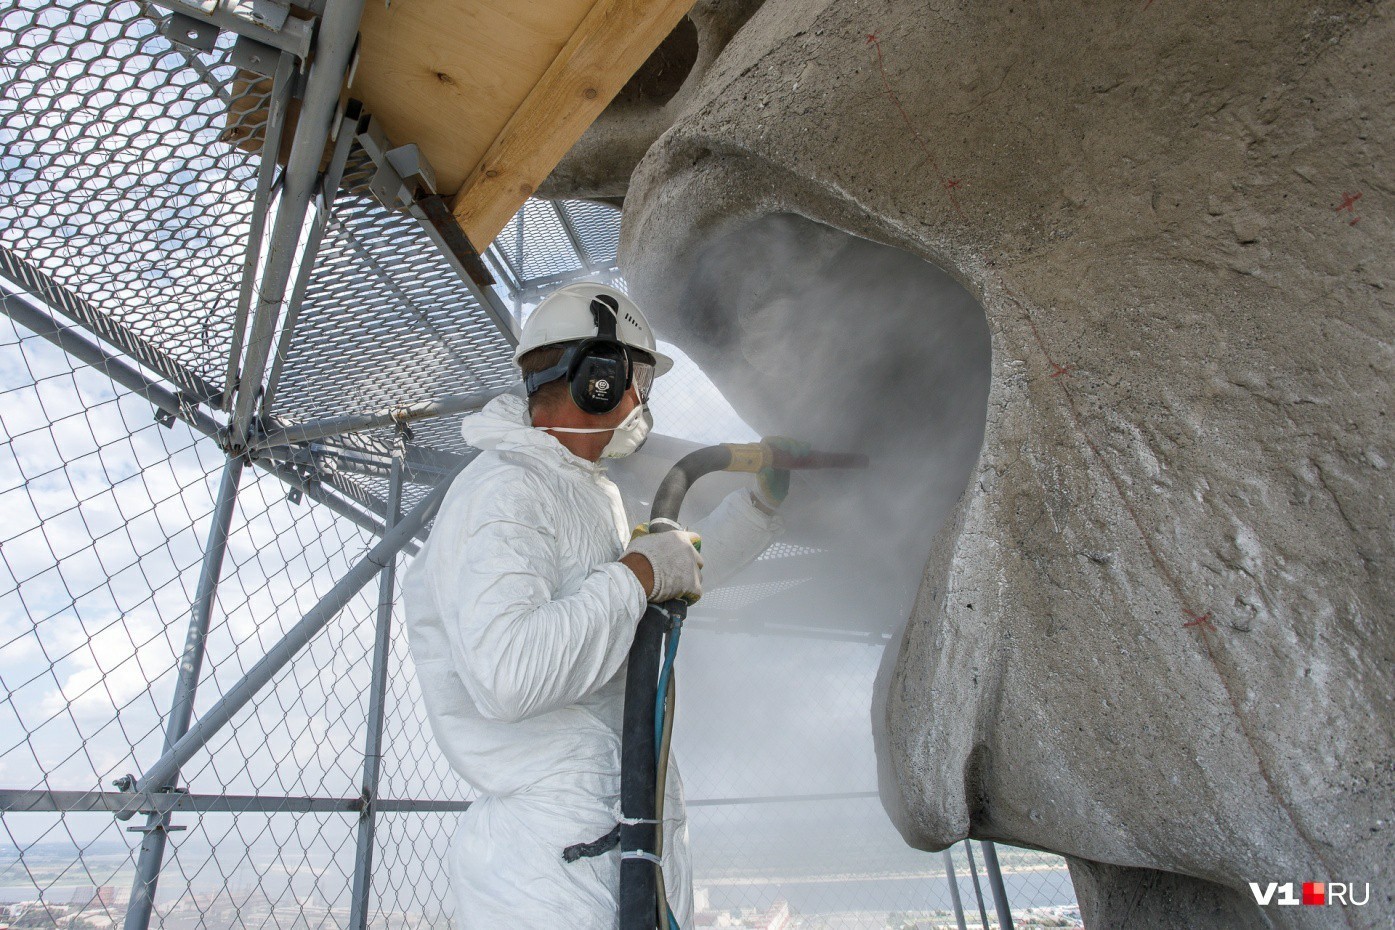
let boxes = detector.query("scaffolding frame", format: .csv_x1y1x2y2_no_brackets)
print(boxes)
0,1,1031,926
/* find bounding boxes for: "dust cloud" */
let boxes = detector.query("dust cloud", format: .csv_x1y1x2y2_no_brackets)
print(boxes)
620,212,992,893
663,212,991,634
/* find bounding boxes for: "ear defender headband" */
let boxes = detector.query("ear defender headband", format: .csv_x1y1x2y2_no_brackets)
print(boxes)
522,294,633,415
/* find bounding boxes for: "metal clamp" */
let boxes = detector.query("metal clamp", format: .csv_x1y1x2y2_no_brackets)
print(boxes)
150,0,315,59
127,822,188,834
355,114,441,210
230,34,282,78
159,12,219,52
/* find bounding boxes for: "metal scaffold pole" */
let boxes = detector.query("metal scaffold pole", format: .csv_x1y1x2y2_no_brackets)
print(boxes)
963,840,992,929
229,0,368,445
348,437,405,930
980,841,1015,930
123,454,244,930
251,387,505,450
942,847,969,930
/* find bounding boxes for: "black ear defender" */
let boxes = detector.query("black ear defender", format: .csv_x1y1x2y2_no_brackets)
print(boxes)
567,295,631,414
521,293,634,414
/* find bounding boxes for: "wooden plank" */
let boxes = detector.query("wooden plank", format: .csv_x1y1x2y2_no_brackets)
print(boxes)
352,0,598,198
449,0,697,248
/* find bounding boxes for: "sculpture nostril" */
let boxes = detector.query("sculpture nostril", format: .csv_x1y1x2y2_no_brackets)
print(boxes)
614,16,699,108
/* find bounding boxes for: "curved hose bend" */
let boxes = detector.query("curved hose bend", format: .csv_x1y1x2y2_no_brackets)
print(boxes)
649,446,734,524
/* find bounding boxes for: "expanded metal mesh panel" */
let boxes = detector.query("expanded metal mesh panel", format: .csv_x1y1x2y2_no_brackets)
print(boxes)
490,199,585,284
696,578,806,612
0,0,272,394
757,541,822,560
484,198,622,295
270,195,516,436
392,413,475,461
344,466,433,524
561,199,621,267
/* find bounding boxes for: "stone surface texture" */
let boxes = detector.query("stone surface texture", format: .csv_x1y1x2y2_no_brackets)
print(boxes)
555,1,1395,927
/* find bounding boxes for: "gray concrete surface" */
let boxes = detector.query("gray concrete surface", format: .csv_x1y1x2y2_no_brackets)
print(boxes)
552,2,1394,926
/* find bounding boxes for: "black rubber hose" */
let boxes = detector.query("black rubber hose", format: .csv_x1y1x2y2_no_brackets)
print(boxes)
649,446,733,524
619,445,732,930
617,603,665,929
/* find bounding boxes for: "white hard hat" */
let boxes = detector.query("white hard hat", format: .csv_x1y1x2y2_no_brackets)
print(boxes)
514,282,674,376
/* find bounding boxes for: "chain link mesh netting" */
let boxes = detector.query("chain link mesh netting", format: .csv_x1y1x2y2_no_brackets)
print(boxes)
1,306,379,921
0,1,1080,928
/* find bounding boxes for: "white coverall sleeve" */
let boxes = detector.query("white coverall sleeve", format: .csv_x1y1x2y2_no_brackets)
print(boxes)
688,489,783,590
429,493,648,724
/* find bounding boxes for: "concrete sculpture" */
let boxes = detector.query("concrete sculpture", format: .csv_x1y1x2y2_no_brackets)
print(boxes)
549,2,1394,926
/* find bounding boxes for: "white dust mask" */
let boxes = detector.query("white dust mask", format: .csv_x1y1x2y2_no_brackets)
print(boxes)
543,403,653,459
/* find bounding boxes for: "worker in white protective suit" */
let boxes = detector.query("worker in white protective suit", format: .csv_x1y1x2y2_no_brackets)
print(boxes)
401,283,794,929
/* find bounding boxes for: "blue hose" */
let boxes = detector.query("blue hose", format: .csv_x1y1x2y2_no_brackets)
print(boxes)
654,618,683,929
654,622,681,757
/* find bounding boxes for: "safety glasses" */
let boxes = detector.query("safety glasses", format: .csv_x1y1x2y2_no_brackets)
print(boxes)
630,359,655,403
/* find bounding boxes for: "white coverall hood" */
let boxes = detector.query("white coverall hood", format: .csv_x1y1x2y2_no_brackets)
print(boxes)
402,391,781,929
458,391,550,454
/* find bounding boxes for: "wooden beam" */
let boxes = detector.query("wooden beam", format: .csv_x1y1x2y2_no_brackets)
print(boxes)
450,0,696,249
353,0,597,199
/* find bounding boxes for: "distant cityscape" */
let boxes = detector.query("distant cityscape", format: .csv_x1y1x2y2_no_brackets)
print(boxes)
1,889,1083,930
0,886,1082,930
0,881,1081,930
0,886,446,930
0,836,1078,930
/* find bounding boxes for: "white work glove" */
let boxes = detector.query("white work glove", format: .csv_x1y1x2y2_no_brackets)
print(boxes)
623,529,704,603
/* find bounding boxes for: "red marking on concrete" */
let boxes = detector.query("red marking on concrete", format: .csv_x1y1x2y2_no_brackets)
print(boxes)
944,177,964,191
1143,0,1155,8
1335,191,1362,213
1350,217,1360,226
1182,609,1214,632
866,34,966,220
1024,316,1073,384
